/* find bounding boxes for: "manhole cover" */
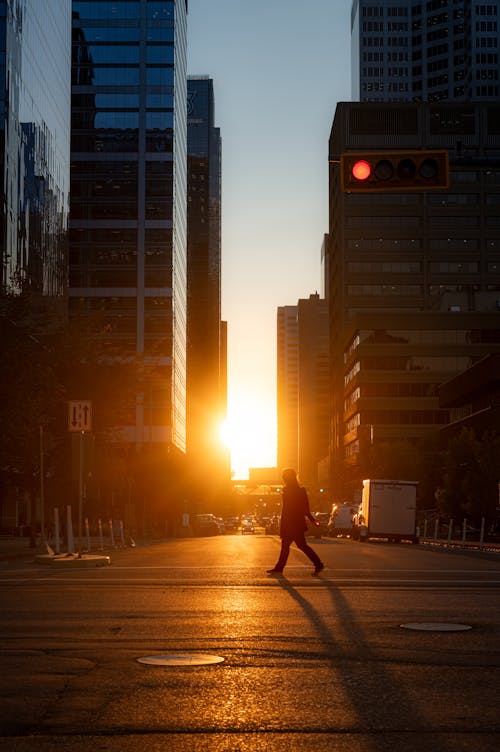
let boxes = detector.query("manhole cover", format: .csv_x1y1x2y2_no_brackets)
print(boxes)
137,653,225,666
400,622,472,632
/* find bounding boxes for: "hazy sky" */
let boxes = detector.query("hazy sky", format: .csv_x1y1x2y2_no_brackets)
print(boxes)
187,0,352,478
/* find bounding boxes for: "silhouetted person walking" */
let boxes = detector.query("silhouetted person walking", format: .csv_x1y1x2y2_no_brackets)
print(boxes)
267,468,325,576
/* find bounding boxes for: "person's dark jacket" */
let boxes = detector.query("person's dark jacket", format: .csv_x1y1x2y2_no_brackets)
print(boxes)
280,482,316,539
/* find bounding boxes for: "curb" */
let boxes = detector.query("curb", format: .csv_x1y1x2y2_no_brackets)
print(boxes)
34,553,111,568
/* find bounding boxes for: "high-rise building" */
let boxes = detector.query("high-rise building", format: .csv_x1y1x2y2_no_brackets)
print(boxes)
297,294,329,488
0,0,71,533
352,0,500,103
186,76,228,493
277,295,329,488
326,2,500,500
1,0,71,296
328,101,500,499
70,0,188,452
277,305,299,474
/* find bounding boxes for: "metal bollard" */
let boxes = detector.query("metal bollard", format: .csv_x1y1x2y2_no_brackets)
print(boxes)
67,505,75,554
85,517,91,552
54,508,61,554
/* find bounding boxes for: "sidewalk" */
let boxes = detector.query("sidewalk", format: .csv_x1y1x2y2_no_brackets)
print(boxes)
0,536,44,562
0,535,129,562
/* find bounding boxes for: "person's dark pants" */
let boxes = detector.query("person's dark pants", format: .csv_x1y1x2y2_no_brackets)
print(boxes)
274,531,323,571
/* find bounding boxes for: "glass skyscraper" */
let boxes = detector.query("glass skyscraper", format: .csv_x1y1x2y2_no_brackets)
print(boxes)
186,76,228,495
0,0,71,296
70,0,188,451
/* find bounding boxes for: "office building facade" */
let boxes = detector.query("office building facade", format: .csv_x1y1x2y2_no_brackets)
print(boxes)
0,0,71,533
1,0,71,296
297,294,330,488
70,0,188,451
277,305,299,474
328,101,500,499
186,76,228,488
352,0,500,102
277,295,329,487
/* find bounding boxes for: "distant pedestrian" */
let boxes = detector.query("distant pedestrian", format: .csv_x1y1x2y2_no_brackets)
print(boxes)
267,468,325,576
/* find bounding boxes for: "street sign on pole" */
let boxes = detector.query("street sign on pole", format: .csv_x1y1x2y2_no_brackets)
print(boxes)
68,401,93,432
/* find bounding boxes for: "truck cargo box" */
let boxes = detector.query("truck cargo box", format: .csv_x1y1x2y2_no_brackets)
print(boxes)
356,479,418,543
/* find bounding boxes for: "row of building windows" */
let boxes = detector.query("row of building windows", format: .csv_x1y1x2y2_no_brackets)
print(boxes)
347,282,500,297
362,21,411,31
364,82,409,91
476,69,499,79
346,261,491,274
352,328,500,349
346,410,448,432
70,295,171,314
476,52,499,62
72,111,173,129
73,67,175,86
477,36,499,47
476,21,498,31
75,94,174,109
363,51,411,61
346,215,498,228
348,284,422,295
346,238,494,251
71,131,173,153
476,5,498,16
475,84,500,96
73,44,174,65
357,354,472,372
70,227,170,245
363,34,498,52
345,381,440,410
73,1,174,21
348,261,422,273
71,201,172,221
344,329,500,360
72,27,174,43
70,269,171,288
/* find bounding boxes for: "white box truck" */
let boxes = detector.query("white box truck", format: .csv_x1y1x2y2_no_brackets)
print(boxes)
354,479,419,543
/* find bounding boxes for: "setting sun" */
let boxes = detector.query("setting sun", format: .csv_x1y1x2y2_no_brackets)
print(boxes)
220,393,276,479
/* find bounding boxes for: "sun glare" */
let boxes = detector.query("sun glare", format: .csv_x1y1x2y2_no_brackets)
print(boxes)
220,396,276,479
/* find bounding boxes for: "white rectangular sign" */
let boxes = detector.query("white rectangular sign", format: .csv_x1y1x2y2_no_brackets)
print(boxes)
68,401,93,432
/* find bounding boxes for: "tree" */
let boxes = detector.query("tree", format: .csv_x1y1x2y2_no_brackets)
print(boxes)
437,428,500,525
0,289,141,531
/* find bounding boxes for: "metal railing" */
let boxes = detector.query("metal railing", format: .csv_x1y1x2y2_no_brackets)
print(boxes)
416,510,500,551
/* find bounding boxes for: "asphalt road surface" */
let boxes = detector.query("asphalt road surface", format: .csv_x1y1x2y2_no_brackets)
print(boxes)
1,533,499,751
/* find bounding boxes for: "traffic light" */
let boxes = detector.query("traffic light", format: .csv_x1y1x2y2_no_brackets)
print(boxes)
340,150,449,192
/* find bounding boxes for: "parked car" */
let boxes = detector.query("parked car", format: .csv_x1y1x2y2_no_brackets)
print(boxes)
240,518,255,534
265,516,280,535
221,516,240,534
328,503,357,537
193,514,220,536
308,512,330,538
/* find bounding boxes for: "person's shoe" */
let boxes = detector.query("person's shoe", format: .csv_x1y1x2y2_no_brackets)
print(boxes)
313,564,325,576
267,568,283,575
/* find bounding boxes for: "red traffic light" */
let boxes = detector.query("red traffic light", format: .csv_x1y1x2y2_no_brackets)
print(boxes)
351,159,372,181
340,150,449,192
